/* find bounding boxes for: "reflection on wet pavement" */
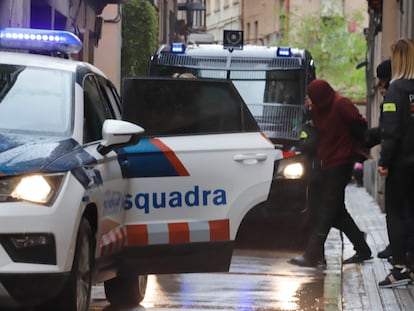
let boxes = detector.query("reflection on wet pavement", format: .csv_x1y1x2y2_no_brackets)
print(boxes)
136,249,328,310
91,227,342,311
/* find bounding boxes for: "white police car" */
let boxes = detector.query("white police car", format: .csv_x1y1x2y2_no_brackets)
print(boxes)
0,28,275,310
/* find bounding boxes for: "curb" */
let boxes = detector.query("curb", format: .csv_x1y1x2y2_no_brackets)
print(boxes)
325,228,344,310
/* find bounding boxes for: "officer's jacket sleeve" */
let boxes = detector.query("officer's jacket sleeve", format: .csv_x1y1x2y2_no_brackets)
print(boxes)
379,84,403,167
365,126,381,148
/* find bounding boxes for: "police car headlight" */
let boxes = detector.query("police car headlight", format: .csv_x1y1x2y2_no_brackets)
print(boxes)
276,157,305,179
0,173,64,205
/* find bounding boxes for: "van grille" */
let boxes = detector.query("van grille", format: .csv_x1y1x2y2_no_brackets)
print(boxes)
156,54,302,70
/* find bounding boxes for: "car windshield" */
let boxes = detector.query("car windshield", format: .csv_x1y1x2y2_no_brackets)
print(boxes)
0,64,72,136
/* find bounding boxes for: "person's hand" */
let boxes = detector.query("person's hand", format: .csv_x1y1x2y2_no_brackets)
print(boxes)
378,166,389,177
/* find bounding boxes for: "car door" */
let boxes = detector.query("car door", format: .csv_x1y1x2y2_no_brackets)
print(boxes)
80,73,128,258
120,78,274,251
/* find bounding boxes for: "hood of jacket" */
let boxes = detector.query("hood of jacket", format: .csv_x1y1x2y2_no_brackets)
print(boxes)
307,79,336,110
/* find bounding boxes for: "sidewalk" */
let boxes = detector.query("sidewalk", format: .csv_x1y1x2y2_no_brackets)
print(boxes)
340,184,414,310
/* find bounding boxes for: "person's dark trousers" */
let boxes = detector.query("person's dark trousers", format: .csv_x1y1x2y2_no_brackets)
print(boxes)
304,162,370,260
353,169,363,186
308,158,322,225
384,165,414,266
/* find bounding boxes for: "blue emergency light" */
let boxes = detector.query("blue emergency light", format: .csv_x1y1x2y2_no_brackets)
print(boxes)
0,28,82,54
170,43,186,54
277,47,292,57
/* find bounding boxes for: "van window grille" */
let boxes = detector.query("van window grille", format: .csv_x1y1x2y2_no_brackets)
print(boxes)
247,103,304,140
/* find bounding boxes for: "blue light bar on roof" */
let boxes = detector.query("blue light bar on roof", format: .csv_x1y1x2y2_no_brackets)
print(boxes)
277,47,292,57
0,28,82,54
170,43,186,54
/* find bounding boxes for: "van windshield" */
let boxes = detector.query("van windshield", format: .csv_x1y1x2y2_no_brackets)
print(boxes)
149,60,307,140
198,69,304,140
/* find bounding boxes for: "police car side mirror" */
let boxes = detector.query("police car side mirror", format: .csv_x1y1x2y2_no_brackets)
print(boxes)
97,119,145,156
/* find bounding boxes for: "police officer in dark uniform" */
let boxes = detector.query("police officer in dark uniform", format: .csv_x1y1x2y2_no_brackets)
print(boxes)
365,59,393,259
365,59,391,149
377,38,414,287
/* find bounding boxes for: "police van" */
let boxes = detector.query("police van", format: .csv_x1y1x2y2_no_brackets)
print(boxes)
0,28,274,310
148,31,316,227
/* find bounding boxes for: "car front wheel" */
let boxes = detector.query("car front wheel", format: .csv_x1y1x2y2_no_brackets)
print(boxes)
38,218,94,311
104,274,148,307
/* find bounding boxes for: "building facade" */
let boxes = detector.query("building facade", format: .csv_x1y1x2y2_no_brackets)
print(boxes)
94,4,123,90
203,0,367,46
152,0,178,46
0,0,121,63
206,0,241,43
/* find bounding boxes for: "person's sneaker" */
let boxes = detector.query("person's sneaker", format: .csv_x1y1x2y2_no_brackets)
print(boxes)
379,267,412,288
378,245,392,259
343,252,373,264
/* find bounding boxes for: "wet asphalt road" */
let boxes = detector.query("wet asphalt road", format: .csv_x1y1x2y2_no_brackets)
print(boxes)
90,251,328,311
90,224,339,311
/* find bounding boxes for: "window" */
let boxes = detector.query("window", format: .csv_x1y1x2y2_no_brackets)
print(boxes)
83,74,114,143
122,78,259,136
321,0,344,17
96,76,121,119
246,22,250,43
254,20,258,44
214,0,220,12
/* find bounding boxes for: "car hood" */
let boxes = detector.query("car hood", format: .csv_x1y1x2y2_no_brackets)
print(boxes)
0,133,96,176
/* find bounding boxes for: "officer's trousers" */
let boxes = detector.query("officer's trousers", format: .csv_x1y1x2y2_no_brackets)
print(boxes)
385,165,414,266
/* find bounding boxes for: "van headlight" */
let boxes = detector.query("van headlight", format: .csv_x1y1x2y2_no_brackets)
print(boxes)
282,163,304,179
0,173,64,205
276,156,305,179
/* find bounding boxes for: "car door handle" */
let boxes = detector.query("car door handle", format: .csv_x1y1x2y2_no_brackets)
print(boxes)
233,153,267,164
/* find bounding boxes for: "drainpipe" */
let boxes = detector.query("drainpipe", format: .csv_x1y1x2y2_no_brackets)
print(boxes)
286,0,289,41
240,0,244,31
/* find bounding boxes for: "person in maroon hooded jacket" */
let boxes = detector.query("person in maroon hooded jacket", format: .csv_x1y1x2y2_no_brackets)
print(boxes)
289,79,372,268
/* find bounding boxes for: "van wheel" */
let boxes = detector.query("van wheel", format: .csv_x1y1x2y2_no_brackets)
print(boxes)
104,274,148,307
38,218,93,311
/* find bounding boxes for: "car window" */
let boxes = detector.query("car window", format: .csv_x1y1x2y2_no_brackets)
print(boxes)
0,64,72,135
83,74,114,143
96,75,121,119
122,78,259,136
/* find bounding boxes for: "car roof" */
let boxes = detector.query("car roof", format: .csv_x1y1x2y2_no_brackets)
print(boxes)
0,50,105,76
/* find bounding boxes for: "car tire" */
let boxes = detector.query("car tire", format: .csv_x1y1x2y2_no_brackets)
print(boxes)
38,218,94,311
104,274,148,307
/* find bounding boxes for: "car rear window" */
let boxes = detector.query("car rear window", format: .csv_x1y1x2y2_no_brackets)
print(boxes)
121,78,259,136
